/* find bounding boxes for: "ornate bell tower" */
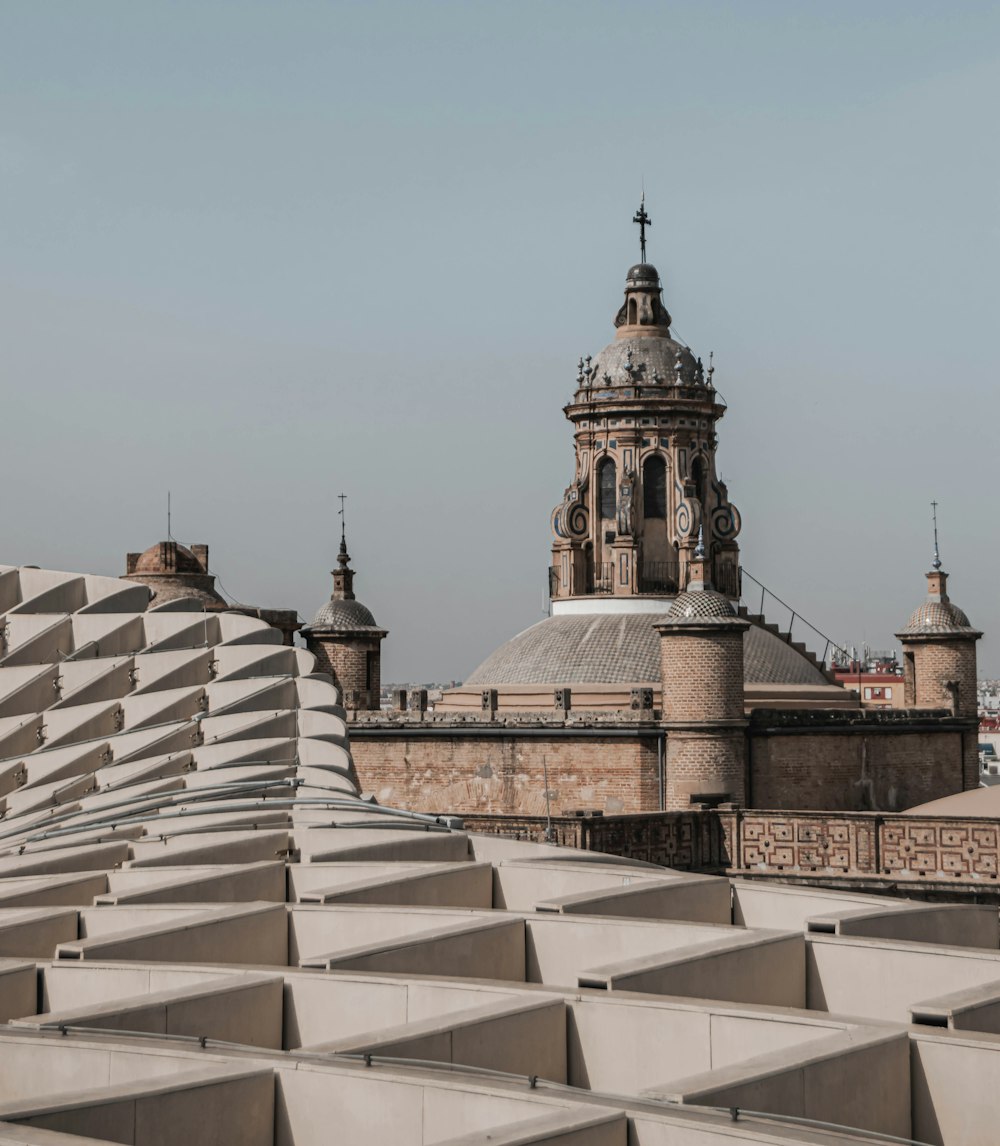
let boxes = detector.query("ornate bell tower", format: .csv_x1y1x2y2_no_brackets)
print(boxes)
550,203,741,607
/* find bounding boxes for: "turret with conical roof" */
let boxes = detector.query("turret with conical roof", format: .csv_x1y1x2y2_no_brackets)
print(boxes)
302,509,387,713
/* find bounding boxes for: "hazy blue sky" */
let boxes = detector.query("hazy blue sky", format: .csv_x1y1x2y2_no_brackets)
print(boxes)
1,1,998,679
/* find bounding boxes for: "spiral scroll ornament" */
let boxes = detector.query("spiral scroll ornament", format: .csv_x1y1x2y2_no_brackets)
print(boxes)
551,482,590,540
710,481,742,541
712,502,742,541
675,495,702,540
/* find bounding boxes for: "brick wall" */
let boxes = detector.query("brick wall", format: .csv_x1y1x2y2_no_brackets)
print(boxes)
307,636,380,710
665,729,746,810
911,639,978,715
749,728,964,811
350,709,970,817
349,731,660,815
659,628,744,723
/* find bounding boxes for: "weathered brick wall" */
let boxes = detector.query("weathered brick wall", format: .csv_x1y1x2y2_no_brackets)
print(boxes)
349,731,660,815
912,639,978,716
307,636,380,710
660,629,744,723
658,625,747,810
665,729,746,810
749,728,964,811
351,709,970,817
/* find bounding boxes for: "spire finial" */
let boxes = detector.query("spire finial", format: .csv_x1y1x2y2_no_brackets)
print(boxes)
694,524,705,560
331,493,356,599
337,492,349,561
632,190,651,263
931,499,941,570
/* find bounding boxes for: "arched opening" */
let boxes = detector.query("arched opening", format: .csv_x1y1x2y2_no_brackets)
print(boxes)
627,298,637,324
691,456,706,503
639,454,671,590
642,455,666,519
598,458,617,520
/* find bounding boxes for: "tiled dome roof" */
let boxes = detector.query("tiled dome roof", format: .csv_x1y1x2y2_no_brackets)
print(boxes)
626,262,660,286
588,336,697,389
667,591,737,620
899,600,976,636
310,597,381,631
464,612,827,687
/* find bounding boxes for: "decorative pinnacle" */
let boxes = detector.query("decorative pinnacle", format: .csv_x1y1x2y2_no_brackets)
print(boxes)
707,351,715,387
337,493,349,560
632,192,651,262
694,525,705,559
931,499,941,571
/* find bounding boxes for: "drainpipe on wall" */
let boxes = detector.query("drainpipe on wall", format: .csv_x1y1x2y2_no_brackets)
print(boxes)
745,729,753,808
657,730,666,811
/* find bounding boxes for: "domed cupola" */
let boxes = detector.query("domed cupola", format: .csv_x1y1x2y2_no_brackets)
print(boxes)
301,505,387,712
549,200,742,608
124,541,227,610
615,262,672,333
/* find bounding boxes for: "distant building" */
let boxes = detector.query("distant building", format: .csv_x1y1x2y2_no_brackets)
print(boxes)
347,215,980,818
832,651,905,709
123,539,300,645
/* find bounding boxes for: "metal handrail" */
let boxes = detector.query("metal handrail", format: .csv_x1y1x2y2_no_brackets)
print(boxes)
740,567,850,668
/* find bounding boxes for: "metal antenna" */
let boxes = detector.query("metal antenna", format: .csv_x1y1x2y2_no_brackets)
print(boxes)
931,499,941,570
167,492,172,540
632,190,651,262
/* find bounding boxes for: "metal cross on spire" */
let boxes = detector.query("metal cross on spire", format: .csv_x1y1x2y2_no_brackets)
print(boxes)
931,499,941,571
337,493,347,546
632,192,651,262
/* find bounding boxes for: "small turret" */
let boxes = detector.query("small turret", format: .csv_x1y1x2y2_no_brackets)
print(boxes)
655,583,749,809
895,508,981,790
301,499,387,713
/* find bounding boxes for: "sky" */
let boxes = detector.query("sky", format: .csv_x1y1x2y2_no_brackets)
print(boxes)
1,1,998,681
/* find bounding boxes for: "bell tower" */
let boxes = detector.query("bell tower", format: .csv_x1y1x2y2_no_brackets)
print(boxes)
550,205,741,606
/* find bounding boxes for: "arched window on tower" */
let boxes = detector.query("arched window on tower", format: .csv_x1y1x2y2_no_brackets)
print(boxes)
643,455,667,519
691,456,706,503
627,298,637,324
598,458,617,520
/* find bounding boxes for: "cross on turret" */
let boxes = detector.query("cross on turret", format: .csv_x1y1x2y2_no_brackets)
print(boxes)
632,196,652,262
337,492,347,546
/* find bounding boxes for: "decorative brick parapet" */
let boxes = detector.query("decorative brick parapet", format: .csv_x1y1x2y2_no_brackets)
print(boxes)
733,809,1000,885
456,810,733,870
460,807,1000,890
